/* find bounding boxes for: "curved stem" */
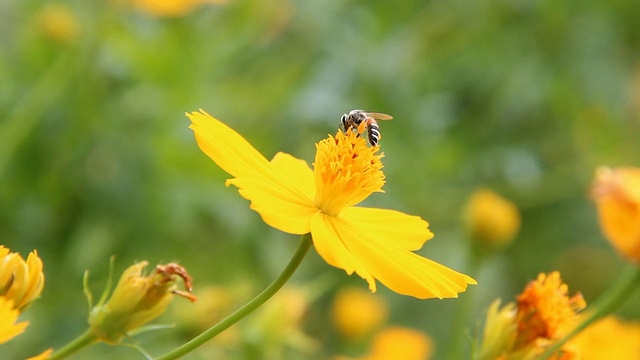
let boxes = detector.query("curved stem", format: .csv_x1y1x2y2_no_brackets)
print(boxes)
156,233,313,360
47,329,98,360
535,265,640,360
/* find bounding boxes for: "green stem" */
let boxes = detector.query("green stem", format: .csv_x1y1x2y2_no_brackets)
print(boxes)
445,245,484,360
535,265,640,360
156,233,313,360
47,329,98,360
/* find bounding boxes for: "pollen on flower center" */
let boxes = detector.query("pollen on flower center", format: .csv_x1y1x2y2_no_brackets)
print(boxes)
313,124,385,216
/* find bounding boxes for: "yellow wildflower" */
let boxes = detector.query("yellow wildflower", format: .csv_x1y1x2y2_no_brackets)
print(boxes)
187,110,475,299
0,246,45,312
571,315,640,360
331,287,388,341
478,272,585,360
89,262,196,344
591,166,640,262
130,0,225,17
0,296,28,344
37,3,79,44
338,326,434,360
463,188,521,249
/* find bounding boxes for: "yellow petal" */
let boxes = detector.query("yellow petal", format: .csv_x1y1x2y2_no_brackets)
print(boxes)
339,207,433,251
188,110,317,234
270,152,315,200
26,348,54,360
229,176,318,234
187,110,273,180
0,297,28,344
331,211,476,299
310,212,376,290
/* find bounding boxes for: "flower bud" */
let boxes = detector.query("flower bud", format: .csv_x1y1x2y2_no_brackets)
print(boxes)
463,188,521,249
0,246,45,312
591,166,640,262
88,261,196,344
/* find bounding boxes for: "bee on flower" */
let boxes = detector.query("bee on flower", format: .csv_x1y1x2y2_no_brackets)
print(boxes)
187,110,476,299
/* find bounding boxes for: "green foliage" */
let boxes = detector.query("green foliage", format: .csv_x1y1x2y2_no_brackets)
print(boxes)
2,0,639,358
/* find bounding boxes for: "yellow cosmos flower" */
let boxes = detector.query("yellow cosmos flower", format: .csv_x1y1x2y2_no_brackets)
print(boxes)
187,110,475,299
591,166,640,262
0,246,45,312
0,296,28,344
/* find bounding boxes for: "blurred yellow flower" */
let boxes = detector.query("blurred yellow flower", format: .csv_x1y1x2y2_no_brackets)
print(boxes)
131,0,226,17
0,246,45,312
571,315,640,360
338,326,434,360
331,287,388,341
187,110,476,299
591,166,640,262
463,188,521,249
37,3,80,44
478,272,585,360
0,297,28,344
89,262,196,344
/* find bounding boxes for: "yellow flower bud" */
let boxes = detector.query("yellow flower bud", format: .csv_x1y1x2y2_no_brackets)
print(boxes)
331,287,388,341
88,261,196,344
591,166,640,262
0,246,45,312
463,188,521,249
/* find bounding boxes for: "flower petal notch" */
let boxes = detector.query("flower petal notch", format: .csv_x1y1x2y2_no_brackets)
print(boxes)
187,110,476,299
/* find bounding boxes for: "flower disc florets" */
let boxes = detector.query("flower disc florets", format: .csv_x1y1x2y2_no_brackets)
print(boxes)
313,124,385,216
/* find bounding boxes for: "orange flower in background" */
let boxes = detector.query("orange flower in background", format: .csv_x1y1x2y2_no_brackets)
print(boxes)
591,166,640,262
187,110,476,299
514,272,585,350
570,315,640,360
0,246,45,312
478,272,585,360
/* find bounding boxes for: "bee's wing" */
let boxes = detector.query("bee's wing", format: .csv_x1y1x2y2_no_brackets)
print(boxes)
366,112,393,121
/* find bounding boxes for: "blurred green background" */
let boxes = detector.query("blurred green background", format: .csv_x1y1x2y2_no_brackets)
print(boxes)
2,0,640,358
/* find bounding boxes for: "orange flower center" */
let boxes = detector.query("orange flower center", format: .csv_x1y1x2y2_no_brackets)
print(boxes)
313,123,385,216
514,272,586,349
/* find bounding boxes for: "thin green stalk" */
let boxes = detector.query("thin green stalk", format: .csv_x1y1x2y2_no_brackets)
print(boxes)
156,233,313,360
535,265,640,360
47,329,98,360
445,246,484,360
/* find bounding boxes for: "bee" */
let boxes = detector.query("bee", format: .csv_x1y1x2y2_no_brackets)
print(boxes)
340,109,394,146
